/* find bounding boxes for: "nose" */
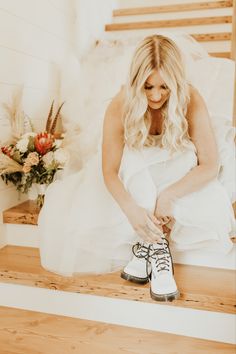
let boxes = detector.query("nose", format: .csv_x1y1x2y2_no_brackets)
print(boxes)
150,89,162,101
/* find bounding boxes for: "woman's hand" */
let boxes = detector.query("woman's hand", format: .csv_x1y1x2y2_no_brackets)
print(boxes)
126,205,164,243
154,190,176,224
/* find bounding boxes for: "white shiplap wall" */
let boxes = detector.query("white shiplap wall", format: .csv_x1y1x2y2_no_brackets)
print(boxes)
0,0,74,241
0,0,119,246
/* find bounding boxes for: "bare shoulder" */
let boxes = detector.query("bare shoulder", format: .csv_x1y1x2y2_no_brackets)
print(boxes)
104,85,126,130
187,85,208,118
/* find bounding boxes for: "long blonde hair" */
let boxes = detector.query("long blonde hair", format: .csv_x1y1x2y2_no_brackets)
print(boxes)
123,34,191,151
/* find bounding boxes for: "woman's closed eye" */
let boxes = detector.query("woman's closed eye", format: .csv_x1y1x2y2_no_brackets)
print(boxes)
144,84,168,90
161,84,168,90
144,85,153,90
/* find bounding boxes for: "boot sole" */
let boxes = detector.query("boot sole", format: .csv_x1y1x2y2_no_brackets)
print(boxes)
120,271,149,284
150,289,180,302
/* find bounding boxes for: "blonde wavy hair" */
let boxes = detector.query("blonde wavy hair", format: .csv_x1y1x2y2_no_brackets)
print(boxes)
123,34,192,151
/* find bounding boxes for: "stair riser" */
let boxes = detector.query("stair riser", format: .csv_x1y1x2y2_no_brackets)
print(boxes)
112,8,232,23
196,40,230,51
104,33,231,53
2,224,236,270
3,224,39,248
0,282,235,344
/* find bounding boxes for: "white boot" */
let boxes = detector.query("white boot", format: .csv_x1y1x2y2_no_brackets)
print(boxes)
121,242,152,284
149,239,179,302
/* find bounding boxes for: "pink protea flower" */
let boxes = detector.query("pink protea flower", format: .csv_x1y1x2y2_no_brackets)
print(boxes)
34,132,54,156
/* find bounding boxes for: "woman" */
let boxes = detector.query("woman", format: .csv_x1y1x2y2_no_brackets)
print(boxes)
38,34,235,302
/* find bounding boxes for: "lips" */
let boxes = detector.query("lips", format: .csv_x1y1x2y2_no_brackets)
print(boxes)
150,99,162,104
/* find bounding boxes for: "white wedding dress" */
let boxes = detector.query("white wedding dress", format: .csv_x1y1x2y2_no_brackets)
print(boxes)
38,33,235,276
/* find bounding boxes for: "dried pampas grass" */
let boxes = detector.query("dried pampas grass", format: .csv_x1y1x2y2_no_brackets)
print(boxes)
0,153,23,174
45,100,65,135
2,86,33,143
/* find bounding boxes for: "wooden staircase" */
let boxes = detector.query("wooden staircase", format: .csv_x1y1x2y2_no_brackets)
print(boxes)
104,0,235,59
0,2,235,352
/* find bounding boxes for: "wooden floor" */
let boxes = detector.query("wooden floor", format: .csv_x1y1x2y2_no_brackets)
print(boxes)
0,245,235,314
0,306,235,354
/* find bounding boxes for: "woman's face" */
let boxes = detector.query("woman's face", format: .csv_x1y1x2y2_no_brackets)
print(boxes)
144,70,170,110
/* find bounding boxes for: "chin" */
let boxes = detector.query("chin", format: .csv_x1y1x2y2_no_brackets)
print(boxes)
148,101,164,109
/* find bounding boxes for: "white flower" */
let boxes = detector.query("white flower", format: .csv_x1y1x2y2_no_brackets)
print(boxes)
16,138,29,153
53,139,63,148
54,148,69,166
21,132,37,139
42,151,54,167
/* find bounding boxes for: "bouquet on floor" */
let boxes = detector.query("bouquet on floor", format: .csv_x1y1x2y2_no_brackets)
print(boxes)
0,98,68,206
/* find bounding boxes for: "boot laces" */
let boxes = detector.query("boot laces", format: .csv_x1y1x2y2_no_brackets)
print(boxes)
132,239,172,278
132,242,152,277
150,240,172,274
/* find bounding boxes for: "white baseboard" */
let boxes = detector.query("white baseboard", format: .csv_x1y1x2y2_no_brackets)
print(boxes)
4,224,40,248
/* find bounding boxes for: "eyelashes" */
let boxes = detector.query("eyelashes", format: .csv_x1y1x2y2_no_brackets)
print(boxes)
144,85,168,90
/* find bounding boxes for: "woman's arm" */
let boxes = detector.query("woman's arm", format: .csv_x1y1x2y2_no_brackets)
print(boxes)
155,86,219,218
102,90,163,242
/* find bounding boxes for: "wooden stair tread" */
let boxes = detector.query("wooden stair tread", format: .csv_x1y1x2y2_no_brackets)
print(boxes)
105,16,232,31
192,31,231,41
210,51,231,57
0,245,235,314
3,200,40,225
113,1,233,17
1,306,235,354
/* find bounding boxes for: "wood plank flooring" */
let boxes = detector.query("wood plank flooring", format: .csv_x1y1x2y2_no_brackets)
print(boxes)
0,306,235,354
0,246,235,314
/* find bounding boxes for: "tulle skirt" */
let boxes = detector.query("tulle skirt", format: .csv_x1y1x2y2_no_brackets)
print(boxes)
38,146,235,276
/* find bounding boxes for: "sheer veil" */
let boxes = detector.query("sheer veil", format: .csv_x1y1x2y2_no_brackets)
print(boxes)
60,32,235,202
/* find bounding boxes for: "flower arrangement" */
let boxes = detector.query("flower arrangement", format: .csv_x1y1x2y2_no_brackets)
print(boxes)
0,100,68,206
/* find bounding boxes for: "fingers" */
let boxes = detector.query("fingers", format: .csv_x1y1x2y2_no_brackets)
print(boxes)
159,216,171,225
144,216,164,243
147,212,161,227
162,224,171,234
134,210,168,244
136,223,163,243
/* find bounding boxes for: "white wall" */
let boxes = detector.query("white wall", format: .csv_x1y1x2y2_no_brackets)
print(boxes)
0,0,75,242
72,0,118,58
0,0,119,245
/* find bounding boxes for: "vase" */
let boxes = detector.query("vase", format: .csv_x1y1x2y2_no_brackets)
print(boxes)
34,183,47,208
